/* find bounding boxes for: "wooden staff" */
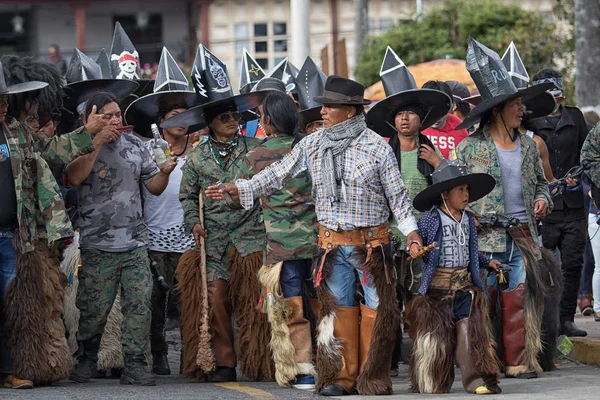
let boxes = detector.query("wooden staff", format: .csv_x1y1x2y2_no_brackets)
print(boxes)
406,242,438,261
196,192,215,373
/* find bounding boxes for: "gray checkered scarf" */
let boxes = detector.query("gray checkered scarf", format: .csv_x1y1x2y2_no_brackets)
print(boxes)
319,114,367,204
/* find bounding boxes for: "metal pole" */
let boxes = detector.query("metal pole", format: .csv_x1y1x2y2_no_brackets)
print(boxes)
290,0,311,67
416,0,423,21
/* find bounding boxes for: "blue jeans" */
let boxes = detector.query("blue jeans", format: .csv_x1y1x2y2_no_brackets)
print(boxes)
486,234,526,290
0,232,16,374
325,246,379,309
280,258,316,299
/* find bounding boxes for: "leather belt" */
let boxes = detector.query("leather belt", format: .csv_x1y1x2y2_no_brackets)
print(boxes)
429,267,472,291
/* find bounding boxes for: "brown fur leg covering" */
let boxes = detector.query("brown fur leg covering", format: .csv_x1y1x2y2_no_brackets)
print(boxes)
405,293,455,394
468,289,502,389
228,246,275,381
175,249,207,381
5,239,71,383
353,244,401,395
313,247,343,392
512,236,545,374
538,249,563,371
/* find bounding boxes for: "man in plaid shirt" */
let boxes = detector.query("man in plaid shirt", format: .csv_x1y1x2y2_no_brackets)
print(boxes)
206,76,421,396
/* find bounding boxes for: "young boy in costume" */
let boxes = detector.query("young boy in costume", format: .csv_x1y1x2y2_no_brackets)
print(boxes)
405,160,502,395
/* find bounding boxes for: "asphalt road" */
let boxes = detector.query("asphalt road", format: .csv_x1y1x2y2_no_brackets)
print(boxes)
2,359,599,400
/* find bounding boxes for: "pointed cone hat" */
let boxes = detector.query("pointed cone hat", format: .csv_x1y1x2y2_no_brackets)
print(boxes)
366,46,452,137
0,60,48,95
295,56,327,126
109,21,142,81
267,57,298,93
161,45,266,129
502,41,529,90
239,49,266,94
456,37,553,130
125,47,205,138
96,48,112,79
63,48,138,113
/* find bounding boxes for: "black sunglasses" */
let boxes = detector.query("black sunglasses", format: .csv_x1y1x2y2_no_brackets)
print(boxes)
216,111,242,124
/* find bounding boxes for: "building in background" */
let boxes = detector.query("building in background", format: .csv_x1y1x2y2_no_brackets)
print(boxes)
0,0,554,82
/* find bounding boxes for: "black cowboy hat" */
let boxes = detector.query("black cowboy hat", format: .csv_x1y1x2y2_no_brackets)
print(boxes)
413,160,496,212
313,75,371,106
456,38,553,130
0,61,48,94
366,47,451,138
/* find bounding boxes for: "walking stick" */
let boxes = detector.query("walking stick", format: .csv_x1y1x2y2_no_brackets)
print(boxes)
196,192,215,373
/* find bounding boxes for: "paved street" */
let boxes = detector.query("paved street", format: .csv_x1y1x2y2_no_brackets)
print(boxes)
2,360,599,400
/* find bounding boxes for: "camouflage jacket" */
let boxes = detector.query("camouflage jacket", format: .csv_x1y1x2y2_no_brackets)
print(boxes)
2,117,93,253
581,123,600,190
455,124,552,253
180,136,266,273
32,125,95,170
242,135,318,265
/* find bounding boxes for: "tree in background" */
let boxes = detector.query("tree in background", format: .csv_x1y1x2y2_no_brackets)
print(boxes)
355,0,574,102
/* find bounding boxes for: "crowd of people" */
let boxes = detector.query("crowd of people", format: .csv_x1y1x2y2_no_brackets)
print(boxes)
1,22,599,398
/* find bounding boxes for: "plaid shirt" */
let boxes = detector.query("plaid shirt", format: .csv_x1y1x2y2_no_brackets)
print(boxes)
236,126,418,235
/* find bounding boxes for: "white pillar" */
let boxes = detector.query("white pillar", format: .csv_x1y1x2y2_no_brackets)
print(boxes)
290,0,311,67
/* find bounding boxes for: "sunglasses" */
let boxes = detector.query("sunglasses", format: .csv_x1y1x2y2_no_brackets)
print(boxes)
216,111,242,124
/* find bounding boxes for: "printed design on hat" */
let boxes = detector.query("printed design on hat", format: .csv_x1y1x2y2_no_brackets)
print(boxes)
111,50,140,80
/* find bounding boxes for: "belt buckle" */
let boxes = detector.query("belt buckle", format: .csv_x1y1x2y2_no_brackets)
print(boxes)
366,230,374,239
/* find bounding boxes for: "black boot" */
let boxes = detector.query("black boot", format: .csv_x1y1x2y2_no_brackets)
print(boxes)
120,355,157,386
69,335,102,383
209,367,237,382
152,352,171,375
320,384,353,396
560,321,587,337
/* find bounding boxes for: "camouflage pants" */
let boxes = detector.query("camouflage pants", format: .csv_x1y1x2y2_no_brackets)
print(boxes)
149,251,181,355
77,247,152,356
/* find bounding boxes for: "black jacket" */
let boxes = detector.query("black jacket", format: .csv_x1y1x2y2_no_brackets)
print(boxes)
534,105,588,220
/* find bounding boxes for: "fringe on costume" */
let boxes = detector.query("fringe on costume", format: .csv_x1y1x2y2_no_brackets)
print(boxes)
313,247,344,392
228,246,275,381
175,248,208,381
512,235,545,374
538,248,563,372
60,233,81,354
312,244,400,395
259,262,298,387
405,293,455,394
4,238,71,383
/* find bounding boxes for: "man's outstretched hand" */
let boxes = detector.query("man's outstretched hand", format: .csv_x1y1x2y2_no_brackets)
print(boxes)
205,184,239,202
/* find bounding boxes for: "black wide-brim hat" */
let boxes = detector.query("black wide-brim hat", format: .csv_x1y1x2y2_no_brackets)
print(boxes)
300,106,322,126
366,89,452,138
63,79,139,112
124,91,206,138
413,170,496,212
313,75,371,106
465,91,555,121
2,81,49,95
160,91,267,129
456,83,553,130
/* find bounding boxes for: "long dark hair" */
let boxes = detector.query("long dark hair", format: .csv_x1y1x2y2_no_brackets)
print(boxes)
262,91,300,136
477,104,521,140
83,92,119,122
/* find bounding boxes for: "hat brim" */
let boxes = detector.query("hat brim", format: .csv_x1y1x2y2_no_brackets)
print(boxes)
64,79,140,111
124,91,206,138
300,106,323,126
313,95,371,106
456,83,553,130
366,89,452,138
134,79,155,98
160,91,268,129
412,173,497,212
2,81,49,95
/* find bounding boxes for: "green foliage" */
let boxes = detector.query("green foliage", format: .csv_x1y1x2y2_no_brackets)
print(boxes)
355,0,572,99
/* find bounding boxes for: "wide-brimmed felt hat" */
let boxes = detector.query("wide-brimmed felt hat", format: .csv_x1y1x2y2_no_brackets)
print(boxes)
456,38,553,130
413,159,496,212
313,75,371,106
366,47,451,137
125,47,205,137
0,60,48,94
63,48,139,112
